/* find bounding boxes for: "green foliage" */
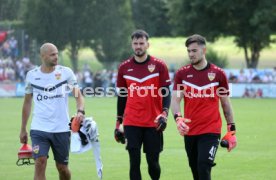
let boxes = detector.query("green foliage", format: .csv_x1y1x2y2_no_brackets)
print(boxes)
168,0,276,68
23,0,97,71
206,47,228,68
61,48,103,72
88,0,134,67
23,0,134,69
131,0,172,36
0,20,23,29
1,98,276,179
0,0,22,21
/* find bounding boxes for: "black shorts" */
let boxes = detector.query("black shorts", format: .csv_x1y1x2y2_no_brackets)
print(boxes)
124,126,163,153
30,130,70,165
184,133,220,166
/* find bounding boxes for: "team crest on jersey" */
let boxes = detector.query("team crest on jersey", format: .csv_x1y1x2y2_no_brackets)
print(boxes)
33,145,39,154
148,64,155,72
55,73,61,80
208,72,216,81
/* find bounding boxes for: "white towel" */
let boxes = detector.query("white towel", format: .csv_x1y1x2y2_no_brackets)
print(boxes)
70,117,103,179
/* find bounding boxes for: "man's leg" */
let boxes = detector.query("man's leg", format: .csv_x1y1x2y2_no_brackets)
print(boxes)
128,148,142,180
56,162,71,180
30,130,51,180
184,135,199,180
124,126,143,180
51,132,71,180
146,152,160,180
197,134,220,180
143,128,163,180
34,156,47,180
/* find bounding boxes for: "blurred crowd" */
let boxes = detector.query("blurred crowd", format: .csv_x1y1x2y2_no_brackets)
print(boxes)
76,64,118,95
1,33,275,87
225,68,276,83
0,32,34,82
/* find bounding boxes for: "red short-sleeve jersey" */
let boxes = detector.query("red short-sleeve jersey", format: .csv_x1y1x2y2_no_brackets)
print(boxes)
117,55,171,127
173,63,229,135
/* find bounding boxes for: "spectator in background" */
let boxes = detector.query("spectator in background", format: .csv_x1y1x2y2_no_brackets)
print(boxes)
15,59,26,82
9,36,18,59
228,72,238,83
0,62,5,81
110,69,118,96
271,67,276,83
255,88,263,98
83,68,93,90
24,34,30,57
237,69,248,83
262,72,273,83
1,41,10,58
101,69,110,96
93,71,102,95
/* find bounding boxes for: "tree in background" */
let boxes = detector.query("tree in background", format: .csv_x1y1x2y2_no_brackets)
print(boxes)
131,0,171,36
88,0,134,67
23,0,96,72
168,0,276,68
0,0,21,21
206,47,228,68
23,0,133,71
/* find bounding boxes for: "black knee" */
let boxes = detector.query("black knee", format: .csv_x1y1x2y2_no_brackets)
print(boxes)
146,153,160,180
128,149,141,180
197,160,215,180
188,160,199,180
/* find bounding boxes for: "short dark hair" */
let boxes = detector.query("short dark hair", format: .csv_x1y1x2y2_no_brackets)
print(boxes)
131,29,149,40
185,34,206,47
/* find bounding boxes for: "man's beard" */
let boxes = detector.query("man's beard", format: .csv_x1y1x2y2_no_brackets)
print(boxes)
134,50,146,57
47,60,57,67
191,58,202,65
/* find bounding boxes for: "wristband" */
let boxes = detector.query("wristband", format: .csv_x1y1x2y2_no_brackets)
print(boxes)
174,112,182,121
77,109,85,115
162,108,169,117
227,123,236,131
117,116,123,123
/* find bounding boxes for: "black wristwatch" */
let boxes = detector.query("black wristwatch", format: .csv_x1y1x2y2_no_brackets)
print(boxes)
77,109,85,115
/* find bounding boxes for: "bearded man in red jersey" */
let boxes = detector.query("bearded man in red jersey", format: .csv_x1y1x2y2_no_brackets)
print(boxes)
114,29,171,180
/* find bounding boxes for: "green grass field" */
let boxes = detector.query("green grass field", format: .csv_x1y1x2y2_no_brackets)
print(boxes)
0,97,276,179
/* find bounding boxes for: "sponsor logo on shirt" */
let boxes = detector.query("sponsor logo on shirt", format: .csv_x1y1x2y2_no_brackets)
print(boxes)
186,92,215,98
148,64,155,72
36,93,63,101
187,74,193,78
127,69,133,72
129,84,155,91
35,78,41,80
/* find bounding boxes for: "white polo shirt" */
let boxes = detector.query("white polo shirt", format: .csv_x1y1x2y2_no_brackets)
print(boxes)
25,65,78,132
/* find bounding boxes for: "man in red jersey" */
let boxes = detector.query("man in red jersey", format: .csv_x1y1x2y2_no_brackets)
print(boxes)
171,34,237,180
114,29,171,180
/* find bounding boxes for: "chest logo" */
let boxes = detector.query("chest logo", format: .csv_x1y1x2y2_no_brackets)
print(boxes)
55,73,61,80
148,64,155,72
208,72,216,81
